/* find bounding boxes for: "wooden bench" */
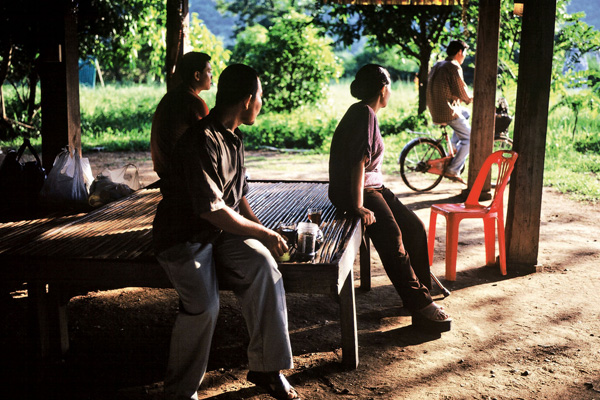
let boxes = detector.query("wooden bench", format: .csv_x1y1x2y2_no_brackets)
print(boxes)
0,180,370,369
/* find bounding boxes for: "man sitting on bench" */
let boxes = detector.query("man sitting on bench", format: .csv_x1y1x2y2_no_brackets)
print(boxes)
153,64,301,400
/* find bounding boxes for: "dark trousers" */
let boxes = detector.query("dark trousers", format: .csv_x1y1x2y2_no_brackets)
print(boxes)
363,186,433,312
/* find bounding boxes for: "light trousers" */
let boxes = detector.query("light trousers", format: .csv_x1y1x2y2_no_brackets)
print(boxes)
447,108,472,175
157,233,293,400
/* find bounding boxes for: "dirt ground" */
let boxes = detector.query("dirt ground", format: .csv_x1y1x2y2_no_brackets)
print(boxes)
1,149,599,400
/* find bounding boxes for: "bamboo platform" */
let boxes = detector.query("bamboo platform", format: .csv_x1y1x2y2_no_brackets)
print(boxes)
0,180,368,369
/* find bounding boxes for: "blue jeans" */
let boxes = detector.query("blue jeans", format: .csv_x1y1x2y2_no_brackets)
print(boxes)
157,233,293,400
447,108,471,175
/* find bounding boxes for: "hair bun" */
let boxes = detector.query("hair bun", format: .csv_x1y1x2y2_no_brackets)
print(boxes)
350,64,390,101
350,79,363,99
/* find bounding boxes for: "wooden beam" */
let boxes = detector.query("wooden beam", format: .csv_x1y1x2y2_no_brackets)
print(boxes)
166,0,190,91
39,5,81,171
466,0,500,195
505,0,557,272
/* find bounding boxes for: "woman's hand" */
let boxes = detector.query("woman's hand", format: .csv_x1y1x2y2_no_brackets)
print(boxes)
356,206,376,226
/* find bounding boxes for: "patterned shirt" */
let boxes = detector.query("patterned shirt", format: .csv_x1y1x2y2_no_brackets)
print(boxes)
426,59,472,124
153,112,249,252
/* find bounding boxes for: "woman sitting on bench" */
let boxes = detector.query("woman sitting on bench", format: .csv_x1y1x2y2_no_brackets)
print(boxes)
328,64,452,330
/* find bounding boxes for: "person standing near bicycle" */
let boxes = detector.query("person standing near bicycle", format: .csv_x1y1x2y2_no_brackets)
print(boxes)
329,64,452,331
427,40,473,184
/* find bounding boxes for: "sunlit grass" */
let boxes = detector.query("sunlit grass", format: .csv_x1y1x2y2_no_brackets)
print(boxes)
1,80,598,202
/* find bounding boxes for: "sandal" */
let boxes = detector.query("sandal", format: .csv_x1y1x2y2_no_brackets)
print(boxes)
413,302,452,332
247,370,301,400
417,302,452,322
443,172,467,185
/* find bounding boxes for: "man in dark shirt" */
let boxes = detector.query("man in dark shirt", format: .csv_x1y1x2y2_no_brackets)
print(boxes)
151,52,212,178
153,64,301,400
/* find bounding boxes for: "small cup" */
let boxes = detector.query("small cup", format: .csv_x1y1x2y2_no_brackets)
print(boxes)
275,222,296,262
278,222,297,247
307,208,322,226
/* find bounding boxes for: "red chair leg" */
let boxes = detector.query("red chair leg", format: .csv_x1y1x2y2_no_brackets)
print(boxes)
496,213,507,275
428,210,439,266
445,215,460,281
483,217,496,266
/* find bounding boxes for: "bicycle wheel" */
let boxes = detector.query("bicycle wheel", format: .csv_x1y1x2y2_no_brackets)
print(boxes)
399,138,446,192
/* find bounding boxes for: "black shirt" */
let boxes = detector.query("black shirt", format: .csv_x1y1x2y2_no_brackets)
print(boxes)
153,111,249,253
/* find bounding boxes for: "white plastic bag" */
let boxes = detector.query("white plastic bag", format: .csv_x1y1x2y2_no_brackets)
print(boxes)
40,147,94,207
88,164,143,207
103,163,142,191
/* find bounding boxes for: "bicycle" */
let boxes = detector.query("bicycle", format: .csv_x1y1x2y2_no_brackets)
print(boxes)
398,125,513,192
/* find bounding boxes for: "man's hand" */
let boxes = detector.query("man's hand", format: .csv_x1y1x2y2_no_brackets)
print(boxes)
356,206,376,226
261,229,289,258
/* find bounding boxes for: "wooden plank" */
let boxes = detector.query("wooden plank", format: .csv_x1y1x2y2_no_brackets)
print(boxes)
360,232,371,291
505,0,557,272
333,218,362,369
339,269,358,369
466,0,501,194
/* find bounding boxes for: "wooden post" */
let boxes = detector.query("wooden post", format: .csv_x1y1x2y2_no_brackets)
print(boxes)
505,0,557,272
166,0,190,91
466,0,501,197
39,5,81,171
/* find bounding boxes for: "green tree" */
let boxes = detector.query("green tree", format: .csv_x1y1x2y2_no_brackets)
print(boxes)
548,3,600,139
216,0,315,34
232,11,342,112
0,0,230,141
88,7,230,83
451,1,523,99
188,13,231,79
550,88,600,139
230,25,269,65
314,4,462,115
458,0,600,103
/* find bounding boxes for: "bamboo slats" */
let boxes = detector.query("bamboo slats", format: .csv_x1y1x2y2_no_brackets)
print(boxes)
246,181,354,264
0,181,358,266
0,214,83,255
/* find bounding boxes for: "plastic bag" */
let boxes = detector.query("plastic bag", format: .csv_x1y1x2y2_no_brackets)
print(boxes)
40,147,94,208
88,164,142,207
0,138,47,212
102,163,142,191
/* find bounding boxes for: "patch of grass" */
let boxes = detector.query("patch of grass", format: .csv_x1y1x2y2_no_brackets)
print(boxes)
1,80,598,202
543,102,600,202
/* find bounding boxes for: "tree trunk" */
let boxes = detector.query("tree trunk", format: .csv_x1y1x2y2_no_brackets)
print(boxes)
418,46,431,115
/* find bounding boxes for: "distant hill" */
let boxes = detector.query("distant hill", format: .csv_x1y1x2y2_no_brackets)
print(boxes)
568,0,600,29
189,0,235,47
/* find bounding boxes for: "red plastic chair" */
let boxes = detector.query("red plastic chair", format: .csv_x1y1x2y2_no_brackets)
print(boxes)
428,150,518,281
